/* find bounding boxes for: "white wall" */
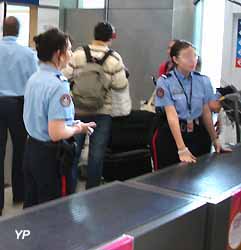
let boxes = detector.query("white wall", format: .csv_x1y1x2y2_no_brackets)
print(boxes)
201,0,226,89
38,0,60,33
39,0,60,7
82,0,104,9
37,7,59,33
7,5,30,46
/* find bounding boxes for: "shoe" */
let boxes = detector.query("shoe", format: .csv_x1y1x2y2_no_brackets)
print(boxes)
0,210,2,216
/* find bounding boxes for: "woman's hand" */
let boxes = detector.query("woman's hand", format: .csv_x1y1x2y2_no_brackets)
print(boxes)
74,121,96,135
178,148,197,163
178,147,197,163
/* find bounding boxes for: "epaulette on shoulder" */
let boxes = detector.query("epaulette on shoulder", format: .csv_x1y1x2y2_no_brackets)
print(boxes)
193,71,205,76
193,71,209,80
56,74,68,82
161,73,172,79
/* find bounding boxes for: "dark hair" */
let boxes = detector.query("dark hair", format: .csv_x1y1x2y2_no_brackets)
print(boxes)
172,39,179,43
170,40,195,64
196,56,202,72
3,16,20,37
169,39,179,47
94,22,114,42
34,28,69,62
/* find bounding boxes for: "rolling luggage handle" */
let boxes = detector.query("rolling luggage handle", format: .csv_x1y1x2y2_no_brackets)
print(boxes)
140,76,157,113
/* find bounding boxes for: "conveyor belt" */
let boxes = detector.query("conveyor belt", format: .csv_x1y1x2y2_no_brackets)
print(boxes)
136,146,241,201
0,182,198,250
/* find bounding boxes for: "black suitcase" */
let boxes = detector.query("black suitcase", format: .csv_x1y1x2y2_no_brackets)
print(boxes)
109,110,156,151
103,148,153,182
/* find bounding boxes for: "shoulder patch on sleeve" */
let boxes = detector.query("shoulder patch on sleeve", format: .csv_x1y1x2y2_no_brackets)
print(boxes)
60,94,71,107
156,87,165,98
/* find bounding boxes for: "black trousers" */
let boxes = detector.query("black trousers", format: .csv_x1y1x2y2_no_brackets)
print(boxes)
0,97,26,210
154,120,212,169
23,138,62,208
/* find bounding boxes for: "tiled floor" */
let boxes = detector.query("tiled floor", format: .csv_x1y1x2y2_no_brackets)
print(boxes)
1,180,86,218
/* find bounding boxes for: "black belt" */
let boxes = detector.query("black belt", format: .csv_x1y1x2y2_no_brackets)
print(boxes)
0,96,24,101
27,135,59,147
179,118,202,133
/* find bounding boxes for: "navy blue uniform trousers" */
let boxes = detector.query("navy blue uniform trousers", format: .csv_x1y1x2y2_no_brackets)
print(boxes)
153,119,212,169
23,137,62,208
0,97,26,211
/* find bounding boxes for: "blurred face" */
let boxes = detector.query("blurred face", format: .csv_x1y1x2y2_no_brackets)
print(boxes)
173,46,198,73
59,39,73,69
167,40,176,58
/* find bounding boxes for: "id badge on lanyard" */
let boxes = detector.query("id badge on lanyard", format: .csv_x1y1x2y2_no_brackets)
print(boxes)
174,71,194,133
187,119,194,133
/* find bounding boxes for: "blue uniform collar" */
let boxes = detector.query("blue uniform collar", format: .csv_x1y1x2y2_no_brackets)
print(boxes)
2,36,18,42
40,63,61,74
174,68,193,80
